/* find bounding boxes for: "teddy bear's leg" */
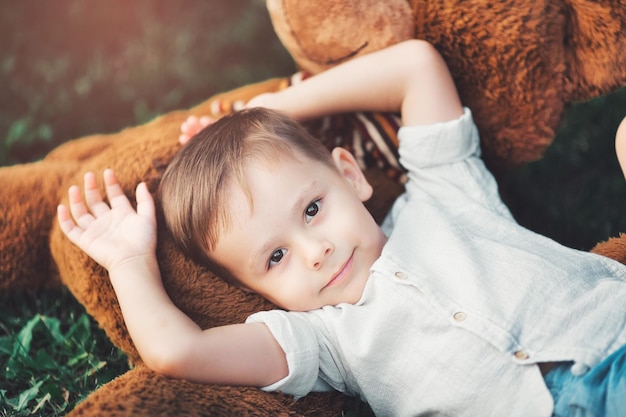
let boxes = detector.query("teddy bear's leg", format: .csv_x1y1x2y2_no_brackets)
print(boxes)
68,364,347,417
0,161,81,292
591,234,626,265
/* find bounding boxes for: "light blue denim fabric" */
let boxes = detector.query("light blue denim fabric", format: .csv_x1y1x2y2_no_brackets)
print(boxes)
545,344,626,417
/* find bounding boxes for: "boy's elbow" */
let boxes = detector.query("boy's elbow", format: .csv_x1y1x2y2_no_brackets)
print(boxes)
143,354,180,378
396,39,449,87
140,341,194,379
399,39,441,64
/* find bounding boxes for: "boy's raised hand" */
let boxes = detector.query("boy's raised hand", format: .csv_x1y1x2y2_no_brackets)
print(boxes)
57,169,157,272
179,115,214,145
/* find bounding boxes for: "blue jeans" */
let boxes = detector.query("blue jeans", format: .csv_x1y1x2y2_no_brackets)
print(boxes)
544,344,626,417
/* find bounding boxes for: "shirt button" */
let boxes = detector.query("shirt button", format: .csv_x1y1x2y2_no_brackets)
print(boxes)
394,271,408,280
571,363,590,376
514,350,530,360
453,312,467,322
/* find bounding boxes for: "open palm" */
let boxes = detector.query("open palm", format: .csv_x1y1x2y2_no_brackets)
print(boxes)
57,169,157,271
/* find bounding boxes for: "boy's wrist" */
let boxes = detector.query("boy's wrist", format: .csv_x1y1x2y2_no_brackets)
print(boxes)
247,90,307,121
108,254,161,286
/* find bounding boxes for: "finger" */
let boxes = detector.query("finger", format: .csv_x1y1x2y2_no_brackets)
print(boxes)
179,133,191,145
83,172,110,217
68,184,95,229
232,100,245,112
102,169,132,211
57,204,84,245
210,99,222,116
135,182,156,223
199,116,214,126
180,116,198,133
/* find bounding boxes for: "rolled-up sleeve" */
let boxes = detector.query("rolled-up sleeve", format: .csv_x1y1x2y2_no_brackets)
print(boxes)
398,107,479,169
395,108,512,218
246,310,323,398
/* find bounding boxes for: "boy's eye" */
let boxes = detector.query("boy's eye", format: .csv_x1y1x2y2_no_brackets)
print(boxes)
305,200,321,223
269,248,286,268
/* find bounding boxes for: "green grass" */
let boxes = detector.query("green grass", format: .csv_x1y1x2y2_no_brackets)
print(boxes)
0,289,129,416
1,1,625,415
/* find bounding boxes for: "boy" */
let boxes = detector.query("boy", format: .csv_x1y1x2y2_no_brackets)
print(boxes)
58,40,626,416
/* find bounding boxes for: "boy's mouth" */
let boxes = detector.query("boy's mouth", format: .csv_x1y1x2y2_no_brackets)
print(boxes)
323,250,355,290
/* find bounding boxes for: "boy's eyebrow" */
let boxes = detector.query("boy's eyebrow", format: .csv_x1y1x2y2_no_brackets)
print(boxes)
251,239,277,271
290,180,319,218
249,180,320,271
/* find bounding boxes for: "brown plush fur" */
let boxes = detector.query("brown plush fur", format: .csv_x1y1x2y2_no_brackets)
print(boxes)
69,365,346,417
269,0,626,170
1,1,626,415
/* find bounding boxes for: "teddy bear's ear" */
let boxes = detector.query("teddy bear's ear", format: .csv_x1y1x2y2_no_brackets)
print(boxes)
266,0,414,75
559,0,626,102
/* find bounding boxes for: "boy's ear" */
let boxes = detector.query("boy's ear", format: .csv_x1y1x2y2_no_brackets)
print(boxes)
331,147,373,202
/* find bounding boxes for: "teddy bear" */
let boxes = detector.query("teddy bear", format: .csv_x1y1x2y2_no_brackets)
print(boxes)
1,0,625,416
267,0,626,171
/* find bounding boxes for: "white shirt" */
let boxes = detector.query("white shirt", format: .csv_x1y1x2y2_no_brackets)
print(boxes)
247,109,626,417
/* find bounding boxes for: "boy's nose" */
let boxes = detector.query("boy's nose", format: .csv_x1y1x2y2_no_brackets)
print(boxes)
304,239,334,270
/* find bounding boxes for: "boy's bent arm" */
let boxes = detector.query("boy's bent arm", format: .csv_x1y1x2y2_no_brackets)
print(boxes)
109,257,288,387
248,39,464,127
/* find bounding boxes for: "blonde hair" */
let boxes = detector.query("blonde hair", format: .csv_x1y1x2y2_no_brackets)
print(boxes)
160,107,334,284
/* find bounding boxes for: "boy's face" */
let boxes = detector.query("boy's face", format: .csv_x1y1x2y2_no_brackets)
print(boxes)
211,148,387,312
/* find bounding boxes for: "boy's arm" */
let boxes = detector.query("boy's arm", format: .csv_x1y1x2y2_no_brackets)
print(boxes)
616,116,626,179
57,170,287,386
247,39,464,127
104,252,287,386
